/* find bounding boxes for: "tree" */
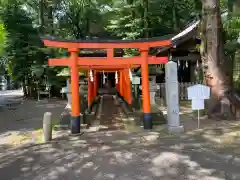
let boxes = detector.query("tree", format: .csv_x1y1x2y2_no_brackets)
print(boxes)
56,0,102,39
1,0,44,96
0,19,7,74
223,0,240,87
0,19,6,56
200,0,240,118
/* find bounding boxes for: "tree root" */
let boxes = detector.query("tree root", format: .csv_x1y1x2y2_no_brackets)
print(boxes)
208,89,240,120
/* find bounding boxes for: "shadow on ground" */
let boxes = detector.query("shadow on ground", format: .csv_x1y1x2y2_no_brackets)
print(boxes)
0,97,240,179
0,99,66,146
0,99,66,134
0,127,239,180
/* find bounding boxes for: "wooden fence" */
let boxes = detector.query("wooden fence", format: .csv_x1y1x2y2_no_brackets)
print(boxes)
156,81,203,102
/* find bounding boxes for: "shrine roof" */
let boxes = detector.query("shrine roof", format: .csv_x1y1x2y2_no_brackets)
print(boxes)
155,20,200,56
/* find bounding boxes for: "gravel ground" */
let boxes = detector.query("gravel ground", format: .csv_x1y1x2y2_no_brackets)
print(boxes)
0,90,66,146
0,91,239,180
0,130,240,180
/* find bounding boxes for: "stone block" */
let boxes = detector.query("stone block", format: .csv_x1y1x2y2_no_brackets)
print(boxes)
168,125,184,133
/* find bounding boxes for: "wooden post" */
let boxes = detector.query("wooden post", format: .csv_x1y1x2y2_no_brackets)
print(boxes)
93,71,98,98
88,70,94,108
69,49,81,134
116,71,120,93
122,70,126,101
141,49,152,129
124,70,128,103
123,69,128,103
126,69,132,104
120,70,123,97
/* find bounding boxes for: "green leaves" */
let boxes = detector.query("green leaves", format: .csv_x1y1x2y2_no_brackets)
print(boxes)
0,1,44,82
0,19,7,56
106,0,201,41
57,0,102,39
222,0,240,54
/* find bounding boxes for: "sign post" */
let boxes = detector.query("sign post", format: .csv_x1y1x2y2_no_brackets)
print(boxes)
187,84,210,129
132,76,141,108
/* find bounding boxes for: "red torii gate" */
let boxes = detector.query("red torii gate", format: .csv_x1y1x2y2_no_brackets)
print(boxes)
43,37,171,134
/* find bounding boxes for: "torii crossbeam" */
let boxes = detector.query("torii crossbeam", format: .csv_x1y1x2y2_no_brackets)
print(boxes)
43,37,172,134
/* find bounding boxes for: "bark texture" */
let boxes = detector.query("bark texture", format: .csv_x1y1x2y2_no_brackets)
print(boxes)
200,0,240,119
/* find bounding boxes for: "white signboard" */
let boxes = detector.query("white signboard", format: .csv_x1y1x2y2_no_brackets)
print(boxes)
187,84,210,100
191,99,204,110
132,76,140,85
187,84,210,129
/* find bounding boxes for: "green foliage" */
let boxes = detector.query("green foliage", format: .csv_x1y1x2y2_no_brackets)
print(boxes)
56,0,102,39
223,14,240,53
0,19,6,56
106,0,201,41
0,0,44,84
104,0,201,57
220,0,240,87
0,0,239,96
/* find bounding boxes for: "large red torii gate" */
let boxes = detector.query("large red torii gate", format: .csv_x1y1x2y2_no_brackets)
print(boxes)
43,37,171,134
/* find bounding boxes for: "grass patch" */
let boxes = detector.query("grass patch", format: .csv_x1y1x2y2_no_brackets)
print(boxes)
180,100,191,106
192,109,206,116
32,119,59,144
5,132,32,147
188,124,240,153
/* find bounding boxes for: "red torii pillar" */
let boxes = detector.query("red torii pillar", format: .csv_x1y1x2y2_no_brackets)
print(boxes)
124,69,132,104
88,70,94,109
141,49,152,129
69,48,81,134
119,70,124,97
115,71,120,94
93,71,98,98
43,37,171,131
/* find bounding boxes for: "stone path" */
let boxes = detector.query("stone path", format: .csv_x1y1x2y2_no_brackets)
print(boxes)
98,95,125,131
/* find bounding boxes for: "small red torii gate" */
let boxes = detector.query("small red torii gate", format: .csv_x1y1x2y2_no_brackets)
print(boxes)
43,37,171,134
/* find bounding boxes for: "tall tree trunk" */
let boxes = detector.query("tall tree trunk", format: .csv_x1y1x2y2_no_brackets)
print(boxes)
47,5,54,36
200,0,238,119
22,80,28,97
172,0,178,32
39,0,45,34
85,3,90,39
142,0,149,38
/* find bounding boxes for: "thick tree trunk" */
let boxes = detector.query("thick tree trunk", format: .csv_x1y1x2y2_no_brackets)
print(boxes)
200,0,239,119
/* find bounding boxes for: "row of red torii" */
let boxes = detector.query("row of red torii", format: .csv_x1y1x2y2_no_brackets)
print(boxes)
43,37,173,134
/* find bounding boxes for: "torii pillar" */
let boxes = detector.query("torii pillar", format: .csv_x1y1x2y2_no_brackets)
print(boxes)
69,48,81,134
43,37,171,132
141,49,152,129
